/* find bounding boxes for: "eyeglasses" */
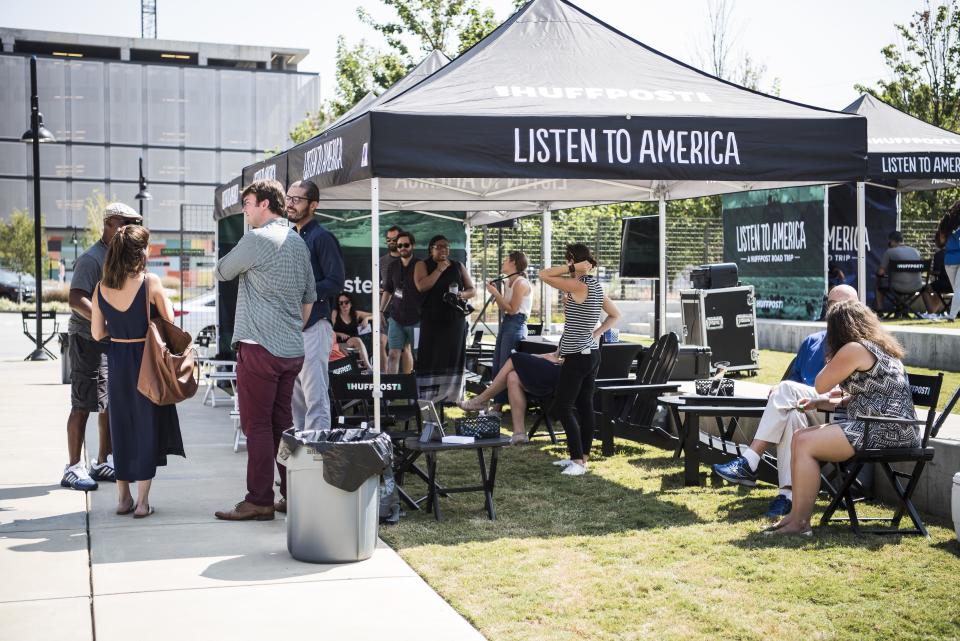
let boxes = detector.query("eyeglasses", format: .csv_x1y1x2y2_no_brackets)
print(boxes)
285,195,308,204
396,243,411,248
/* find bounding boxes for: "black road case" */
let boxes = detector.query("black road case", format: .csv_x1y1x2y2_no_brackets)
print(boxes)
680,286,758,373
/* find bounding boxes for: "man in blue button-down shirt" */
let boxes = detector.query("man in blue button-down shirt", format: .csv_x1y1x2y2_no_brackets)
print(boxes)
285,180,345,437
712,284,858,518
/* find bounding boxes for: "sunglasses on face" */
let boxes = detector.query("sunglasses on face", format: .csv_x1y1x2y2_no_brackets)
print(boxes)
386,236,399,242
110,217,142,227
396,243,411,248
338,300,351,305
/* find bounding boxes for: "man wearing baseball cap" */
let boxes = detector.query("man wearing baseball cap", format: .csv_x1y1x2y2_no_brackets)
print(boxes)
61,202,142,491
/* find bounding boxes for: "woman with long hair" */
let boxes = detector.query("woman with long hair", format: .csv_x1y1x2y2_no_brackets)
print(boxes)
91,225,184,518
414,235,476,403
331,291,372,370
767,300,916,536
538,243,620,476
485,251,532,416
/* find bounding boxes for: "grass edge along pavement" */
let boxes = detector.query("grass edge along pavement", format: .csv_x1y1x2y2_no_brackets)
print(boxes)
379,430,960,641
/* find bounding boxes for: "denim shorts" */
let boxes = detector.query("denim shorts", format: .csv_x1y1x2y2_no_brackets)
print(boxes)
387,320,418,351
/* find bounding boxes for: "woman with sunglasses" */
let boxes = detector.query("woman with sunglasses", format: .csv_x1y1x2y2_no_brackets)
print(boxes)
330,292,372,370
539,243,620,476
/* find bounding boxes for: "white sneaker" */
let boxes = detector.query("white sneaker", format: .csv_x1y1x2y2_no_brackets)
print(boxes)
551,459,574,467
560,462,587,476
90,456,116,482
61,462,98,491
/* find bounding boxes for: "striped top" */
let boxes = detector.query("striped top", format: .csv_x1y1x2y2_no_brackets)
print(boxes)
558,274,603,356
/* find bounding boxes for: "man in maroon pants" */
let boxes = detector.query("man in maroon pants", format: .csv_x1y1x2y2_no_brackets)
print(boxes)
213,180,316,521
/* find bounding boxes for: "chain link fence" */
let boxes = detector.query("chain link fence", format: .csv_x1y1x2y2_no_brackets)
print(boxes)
468,203,725,324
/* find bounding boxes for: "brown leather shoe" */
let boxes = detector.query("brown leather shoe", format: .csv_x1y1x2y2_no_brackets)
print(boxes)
274,498,286,513
214,500,274,521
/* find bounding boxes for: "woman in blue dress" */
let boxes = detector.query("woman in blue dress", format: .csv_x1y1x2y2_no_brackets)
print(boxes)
91,224,184,518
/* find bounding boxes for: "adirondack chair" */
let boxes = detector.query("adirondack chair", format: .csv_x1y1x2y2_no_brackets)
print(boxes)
596,332,682,456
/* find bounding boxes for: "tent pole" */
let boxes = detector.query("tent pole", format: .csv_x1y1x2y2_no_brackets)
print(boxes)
371,178,382,431
658,195,667,338
896,190,901,230
823,186,829,303
856,182,866,303
542,207,552,334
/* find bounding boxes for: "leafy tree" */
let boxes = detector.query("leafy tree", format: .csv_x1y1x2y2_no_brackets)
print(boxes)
0,209,47,282
81,190,111,249
856,1,960,224
289,0,503,144
856,0,959,131
357,0,500,59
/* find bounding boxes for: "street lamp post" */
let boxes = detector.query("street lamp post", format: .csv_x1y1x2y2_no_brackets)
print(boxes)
20,55,56,362
70,226,79,264
135,157,152,216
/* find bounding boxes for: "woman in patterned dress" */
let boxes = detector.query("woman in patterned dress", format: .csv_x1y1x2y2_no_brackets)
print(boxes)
768,300,916,536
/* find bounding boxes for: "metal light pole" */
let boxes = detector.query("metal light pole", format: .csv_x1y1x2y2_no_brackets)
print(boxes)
20,56,56,361
70,226,79,264
135,156,152,216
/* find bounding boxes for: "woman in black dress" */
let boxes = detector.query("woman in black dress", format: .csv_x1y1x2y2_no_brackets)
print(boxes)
414,235,476,403
331,292,372,370
91,225,184,518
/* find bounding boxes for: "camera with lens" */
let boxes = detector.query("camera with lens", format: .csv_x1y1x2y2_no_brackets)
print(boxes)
442,291,474,316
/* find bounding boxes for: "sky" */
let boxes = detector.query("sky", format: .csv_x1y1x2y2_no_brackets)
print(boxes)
0,0,924,111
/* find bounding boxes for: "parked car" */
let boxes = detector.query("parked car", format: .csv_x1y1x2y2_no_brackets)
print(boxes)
176,290,217,354
0,269,35,302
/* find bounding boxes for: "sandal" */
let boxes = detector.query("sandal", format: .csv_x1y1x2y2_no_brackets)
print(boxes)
116,499,135,515
509,434,529,446
133,505,155,519
457,398,485,412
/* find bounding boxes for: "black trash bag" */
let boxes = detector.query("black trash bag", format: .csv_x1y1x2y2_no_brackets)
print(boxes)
379,467,401,525
279,428,393,492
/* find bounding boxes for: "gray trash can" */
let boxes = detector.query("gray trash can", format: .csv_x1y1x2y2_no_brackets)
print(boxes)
277,428,392,563
59,333,71,384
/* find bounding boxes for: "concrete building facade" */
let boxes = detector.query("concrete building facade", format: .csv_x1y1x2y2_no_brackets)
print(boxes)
0,27,320,272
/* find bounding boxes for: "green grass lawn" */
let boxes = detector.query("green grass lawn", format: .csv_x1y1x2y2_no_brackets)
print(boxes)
381,436,960,641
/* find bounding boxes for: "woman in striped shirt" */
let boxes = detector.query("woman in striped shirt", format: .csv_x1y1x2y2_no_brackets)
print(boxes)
539,243,621,476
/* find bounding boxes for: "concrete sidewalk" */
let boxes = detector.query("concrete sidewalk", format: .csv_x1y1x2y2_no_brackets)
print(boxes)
0,356,485,641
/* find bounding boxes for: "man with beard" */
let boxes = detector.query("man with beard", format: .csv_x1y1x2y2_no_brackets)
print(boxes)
380,226,413,373
380,231,422,374
285,180,345,445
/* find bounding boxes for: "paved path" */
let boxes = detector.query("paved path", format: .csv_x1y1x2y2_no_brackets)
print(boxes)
0,348,485,641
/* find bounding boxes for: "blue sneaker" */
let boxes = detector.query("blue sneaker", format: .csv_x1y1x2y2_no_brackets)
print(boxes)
61,463,98,491
764,494,793,518
711,456,758,487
